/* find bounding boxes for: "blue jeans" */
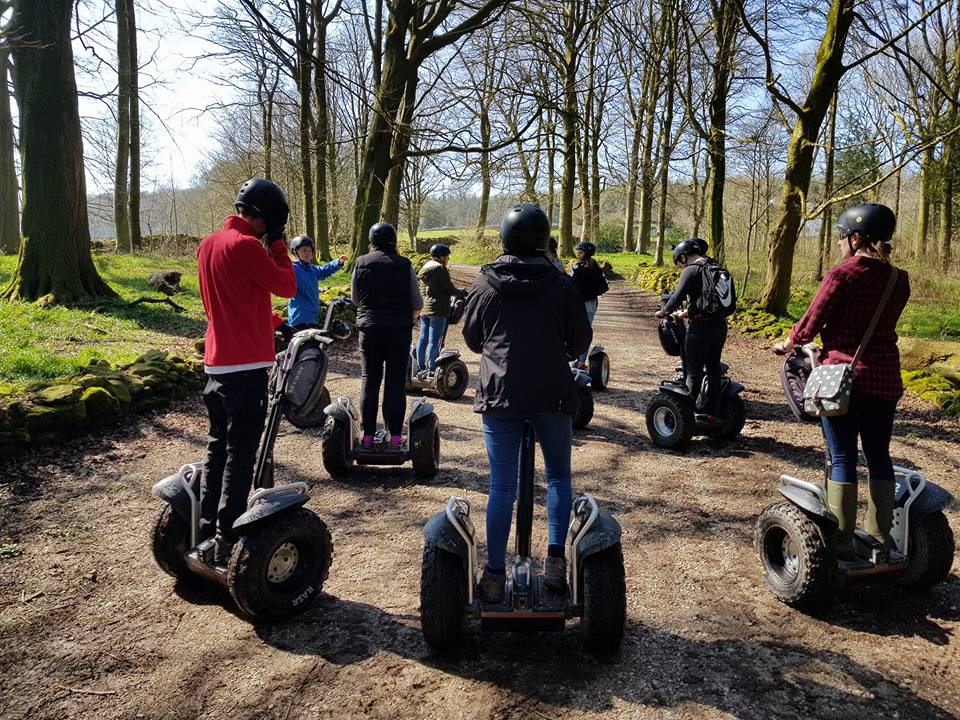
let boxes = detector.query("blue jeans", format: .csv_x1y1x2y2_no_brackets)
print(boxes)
821,394,897,485
416,314,448,372
482,411,573,572
578,299,598,364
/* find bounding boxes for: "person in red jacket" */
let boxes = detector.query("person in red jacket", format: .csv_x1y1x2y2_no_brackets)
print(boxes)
197,178,296,564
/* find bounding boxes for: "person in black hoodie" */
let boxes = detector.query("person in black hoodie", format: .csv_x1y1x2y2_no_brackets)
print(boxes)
351,222,423,448
569,241,608,369
462,204,592,603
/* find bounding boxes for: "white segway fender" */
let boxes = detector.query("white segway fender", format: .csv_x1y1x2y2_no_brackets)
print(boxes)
153,461,203,524
569,496,622,606
436,348,461,363
423,497,477,603
232,484,310,534
776,475,837,526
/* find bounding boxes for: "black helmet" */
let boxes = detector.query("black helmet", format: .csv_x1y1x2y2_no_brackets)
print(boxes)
836,203,896,243
368,222,398,249
289,235,315,253
429,243,451,258
235,178,289,236
575,241,596,258
657,314,686,357
499,203,550,255
671,238,705,266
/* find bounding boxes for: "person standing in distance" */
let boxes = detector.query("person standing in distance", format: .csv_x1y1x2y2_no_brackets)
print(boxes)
351,222,423,448
197,178,297,564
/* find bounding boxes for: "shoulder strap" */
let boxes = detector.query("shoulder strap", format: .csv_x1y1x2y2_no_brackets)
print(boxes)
851,267,898,368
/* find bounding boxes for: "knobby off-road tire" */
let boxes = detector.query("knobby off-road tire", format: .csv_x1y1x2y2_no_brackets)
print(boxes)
896,510,955,590
572,386,594,430
755,502,836,610
436,360,469,400
228,508,333,621
581,544,627,654
589,352,610,391
320,416,353,478
151,504,192,580
411,413,441,479
716,394,746,441
285,386,331,430
420,544,467,653
645,392,695,450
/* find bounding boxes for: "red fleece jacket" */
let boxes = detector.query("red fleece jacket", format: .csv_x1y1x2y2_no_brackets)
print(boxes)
198,216,296,368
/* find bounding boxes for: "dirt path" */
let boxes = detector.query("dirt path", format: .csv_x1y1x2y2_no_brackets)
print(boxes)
3,272,960,720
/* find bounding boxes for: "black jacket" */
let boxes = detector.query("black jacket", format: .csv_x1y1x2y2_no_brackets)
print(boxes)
570,260,609,301
351,249,422,330
462,255,592,415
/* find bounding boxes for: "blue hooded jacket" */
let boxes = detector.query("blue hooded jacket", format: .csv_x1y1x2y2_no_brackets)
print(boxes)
288,258,343,326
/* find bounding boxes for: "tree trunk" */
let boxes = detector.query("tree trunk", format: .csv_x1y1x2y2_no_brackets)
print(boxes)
690,136,705,237
381,72,418,227
126,0,141,250
558,45,578,257
622,117,642,253
350,5,412,256
915,145,934,258
816,91,837,280
760,0,855,315
313,12,332,260
941,137,954,270
546,112,556,227
476,104,492,242
0,48,19,254
655,11,678,267
578,124,591,242
3,0,115,303
326,94,340,244
296,0,315,239
113,0,132,254
636,58,660,254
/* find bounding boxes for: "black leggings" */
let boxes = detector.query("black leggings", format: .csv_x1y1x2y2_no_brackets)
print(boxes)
683,320,727,412
201,368,268,542
359,326,412,436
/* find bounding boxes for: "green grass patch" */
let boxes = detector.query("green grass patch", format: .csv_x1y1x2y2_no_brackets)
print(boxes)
0,538,22,559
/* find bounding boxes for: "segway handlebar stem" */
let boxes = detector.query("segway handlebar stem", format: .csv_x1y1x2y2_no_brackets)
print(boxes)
568,496,599,606
515,422,536,559
444,496,476,605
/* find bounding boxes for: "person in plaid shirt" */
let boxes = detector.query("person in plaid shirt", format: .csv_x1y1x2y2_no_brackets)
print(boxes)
774,203,910,563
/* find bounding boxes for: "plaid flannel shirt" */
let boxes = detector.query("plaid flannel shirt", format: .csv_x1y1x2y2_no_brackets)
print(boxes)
789,255,910,400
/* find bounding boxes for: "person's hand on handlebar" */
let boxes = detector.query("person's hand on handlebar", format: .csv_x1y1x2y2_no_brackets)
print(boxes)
655,309,666,319
772,338,794,355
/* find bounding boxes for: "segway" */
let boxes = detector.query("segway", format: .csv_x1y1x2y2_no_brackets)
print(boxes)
571,368,594,430
406,297,470,400
586,345,610,391
755,344,956,610
420,422,626,654
645,301,745,449
150,329,335,621
320,395,440,479
272,299,352,429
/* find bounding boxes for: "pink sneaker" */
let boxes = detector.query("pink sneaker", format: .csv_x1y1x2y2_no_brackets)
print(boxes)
361,434,374,449
389,434,403,449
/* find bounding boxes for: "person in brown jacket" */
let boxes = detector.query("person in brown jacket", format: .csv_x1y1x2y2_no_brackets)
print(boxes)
415,243,467,377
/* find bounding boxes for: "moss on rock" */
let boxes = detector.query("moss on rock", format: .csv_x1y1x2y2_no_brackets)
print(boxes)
30,384,83,405
24,402,86,432
81,386,122,424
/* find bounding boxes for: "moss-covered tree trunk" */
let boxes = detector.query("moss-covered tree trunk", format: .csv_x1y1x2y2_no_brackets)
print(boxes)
125,0,141,250
381,72,418,227
113,0,132,254
475,103,492,243
0,48,19,255
312,9,332,260
816,91,837,280
915,146,933,258
296,0,314,240
558,32,578,257
941,137,954,270
760,0,855,315
3,0,115,304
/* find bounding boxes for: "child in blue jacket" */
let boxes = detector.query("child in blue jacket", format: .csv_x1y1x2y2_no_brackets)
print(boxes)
288,235,347,328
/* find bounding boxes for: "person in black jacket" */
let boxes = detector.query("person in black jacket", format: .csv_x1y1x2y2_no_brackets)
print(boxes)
655,237,726,413
462,204,592,603
569,241,608,369
351,222,423,448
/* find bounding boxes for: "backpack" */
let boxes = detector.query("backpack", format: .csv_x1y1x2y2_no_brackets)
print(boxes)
694,259,736,319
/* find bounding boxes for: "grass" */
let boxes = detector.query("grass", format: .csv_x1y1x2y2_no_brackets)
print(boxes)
0,251,350,390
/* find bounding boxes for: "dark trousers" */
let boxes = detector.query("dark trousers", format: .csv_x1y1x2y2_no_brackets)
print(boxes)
200,368,269,542
821,394,897,485
684,320,727,412
359,326,412,436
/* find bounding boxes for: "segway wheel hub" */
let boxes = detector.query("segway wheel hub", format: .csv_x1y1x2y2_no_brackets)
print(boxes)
267,542,300,583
